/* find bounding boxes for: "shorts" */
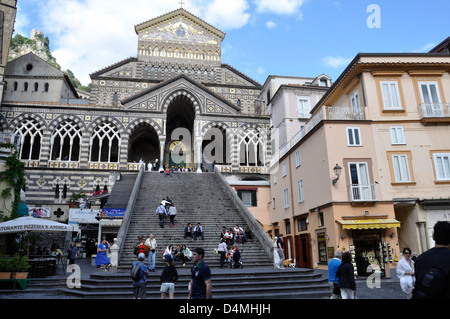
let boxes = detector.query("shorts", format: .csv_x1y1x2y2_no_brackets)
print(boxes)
133,282,147,299
160,282,175,293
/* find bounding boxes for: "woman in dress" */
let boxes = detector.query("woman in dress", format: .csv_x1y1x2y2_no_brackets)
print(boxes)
396,247,415,298
95,238,111,271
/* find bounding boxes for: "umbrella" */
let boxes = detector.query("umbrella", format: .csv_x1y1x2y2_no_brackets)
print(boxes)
0,216,74,257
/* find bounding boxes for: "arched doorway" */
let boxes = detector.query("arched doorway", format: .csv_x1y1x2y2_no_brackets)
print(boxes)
128,123,160,164
164,94,196,169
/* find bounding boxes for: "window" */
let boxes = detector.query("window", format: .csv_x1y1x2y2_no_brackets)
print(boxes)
285,220,291,235
392,154,411,182
14,119,42,160
347,127,362,146
318,212,324,227
239,129,265,167
272,197,276,209
237,190,257,207
273,173,277,184
390,126,405,144
297,98,310,118
50,120,82,161
44,83,49,92
90,122,121,162
297,179,304,202
23,82,28,91
349,162,372,200
283,188,289,208
295,150,301,167
419,81,441,104
350,90,361,112
433,153,450,181
282,161,287,177
298,218,308,231
34,82,39,92
380,81,402,109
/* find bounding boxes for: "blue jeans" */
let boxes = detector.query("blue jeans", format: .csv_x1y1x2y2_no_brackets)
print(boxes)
148,250,156,270
159,213,165,227
194,231,204,240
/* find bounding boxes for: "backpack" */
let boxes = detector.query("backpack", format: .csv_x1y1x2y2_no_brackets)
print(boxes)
131,262,143,282
413,266,445,299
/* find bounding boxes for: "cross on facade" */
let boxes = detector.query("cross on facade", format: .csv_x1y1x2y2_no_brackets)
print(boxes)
179,0,185,8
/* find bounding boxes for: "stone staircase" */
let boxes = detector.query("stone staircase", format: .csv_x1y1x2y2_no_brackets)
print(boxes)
118,171,273,269
59,171,330,299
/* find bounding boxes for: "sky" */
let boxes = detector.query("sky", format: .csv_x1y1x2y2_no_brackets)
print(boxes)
13,0,450,87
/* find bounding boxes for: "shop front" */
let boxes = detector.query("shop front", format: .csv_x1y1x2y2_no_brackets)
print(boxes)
68,208,100,258
337,217,401,278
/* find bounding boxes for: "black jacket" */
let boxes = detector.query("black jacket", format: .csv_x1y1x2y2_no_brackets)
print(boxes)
336,262,356,290
160,265,179,283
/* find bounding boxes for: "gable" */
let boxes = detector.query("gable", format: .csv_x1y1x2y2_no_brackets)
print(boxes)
121,75,239,115
6,52,65,78
135,8,225,44
90,57,138,79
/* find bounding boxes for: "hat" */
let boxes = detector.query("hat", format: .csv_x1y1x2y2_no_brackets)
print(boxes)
138,253,145,260
164,254,173,262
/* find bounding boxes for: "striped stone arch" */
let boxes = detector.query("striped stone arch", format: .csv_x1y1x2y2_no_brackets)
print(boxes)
161,89,201,116
125,118,163,137
8,112,47,131
47,114,87,132
87,116,125,134
0,114,7,131
200,121,231,137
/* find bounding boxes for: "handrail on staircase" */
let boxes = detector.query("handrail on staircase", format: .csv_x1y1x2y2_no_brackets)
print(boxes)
116,165,145,262
213,166,274,260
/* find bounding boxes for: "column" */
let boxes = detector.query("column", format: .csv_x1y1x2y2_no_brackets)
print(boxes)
416,222,428,253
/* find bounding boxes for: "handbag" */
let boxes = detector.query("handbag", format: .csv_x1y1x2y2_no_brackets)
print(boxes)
133,247,139,256
332,282,341,295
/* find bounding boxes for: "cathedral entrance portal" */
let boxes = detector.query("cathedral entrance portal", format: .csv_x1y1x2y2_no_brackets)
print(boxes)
128,123,160,164
164,94,195,169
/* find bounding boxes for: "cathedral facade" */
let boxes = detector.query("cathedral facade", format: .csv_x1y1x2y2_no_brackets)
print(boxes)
0,8,271,214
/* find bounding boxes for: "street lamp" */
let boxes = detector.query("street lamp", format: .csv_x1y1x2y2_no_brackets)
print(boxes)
332,164,342,186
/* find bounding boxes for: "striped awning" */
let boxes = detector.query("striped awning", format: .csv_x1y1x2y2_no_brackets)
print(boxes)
337,218,401,230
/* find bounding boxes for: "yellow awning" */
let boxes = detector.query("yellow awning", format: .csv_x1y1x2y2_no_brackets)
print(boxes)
337,218,401,230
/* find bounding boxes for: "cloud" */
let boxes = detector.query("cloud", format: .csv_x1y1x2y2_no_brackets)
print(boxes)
18,0,252,85
254,0,304,15
411,42,436,53
322,56,352,68
265,21,277,29
257,66,265,75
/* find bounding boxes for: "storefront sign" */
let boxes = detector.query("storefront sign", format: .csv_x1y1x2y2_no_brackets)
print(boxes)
69,208,100,224
100,208,125,218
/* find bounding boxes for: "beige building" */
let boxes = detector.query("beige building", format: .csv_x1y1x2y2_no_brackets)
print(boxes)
269,50,450,278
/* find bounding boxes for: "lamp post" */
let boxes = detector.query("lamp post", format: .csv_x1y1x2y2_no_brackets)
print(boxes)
332,164,342,186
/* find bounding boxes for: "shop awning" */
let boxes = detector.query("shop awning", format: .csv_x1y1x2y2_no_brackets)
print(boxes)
337,218,401,230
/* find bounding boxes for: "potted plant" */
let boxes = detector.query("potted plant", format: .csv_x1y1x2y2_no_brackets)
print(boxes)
69,192,87,208
10,253,30,279
0,255,12,279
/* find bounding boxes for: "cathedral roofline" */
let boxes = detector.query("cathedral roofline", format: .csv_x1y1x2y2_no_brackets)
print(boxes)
221,64,262,88
134,8,226,41
90,57,138,78
120,73,241,112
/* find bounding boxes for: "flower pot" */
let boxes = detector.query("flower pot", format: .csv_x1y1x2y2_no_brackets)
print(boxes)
11,272,28,279
0,272,11,279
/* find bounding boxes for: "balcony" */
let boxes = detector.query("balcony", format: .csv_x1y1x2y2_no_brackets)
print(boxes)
418,103,450,124
349,184,378,202
326,106,365,121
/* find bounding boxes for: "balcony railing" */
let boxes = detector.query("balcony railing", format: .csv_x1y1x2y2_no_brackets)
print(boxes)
418,103,450,119
327,106,365,120
349,184,378,202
